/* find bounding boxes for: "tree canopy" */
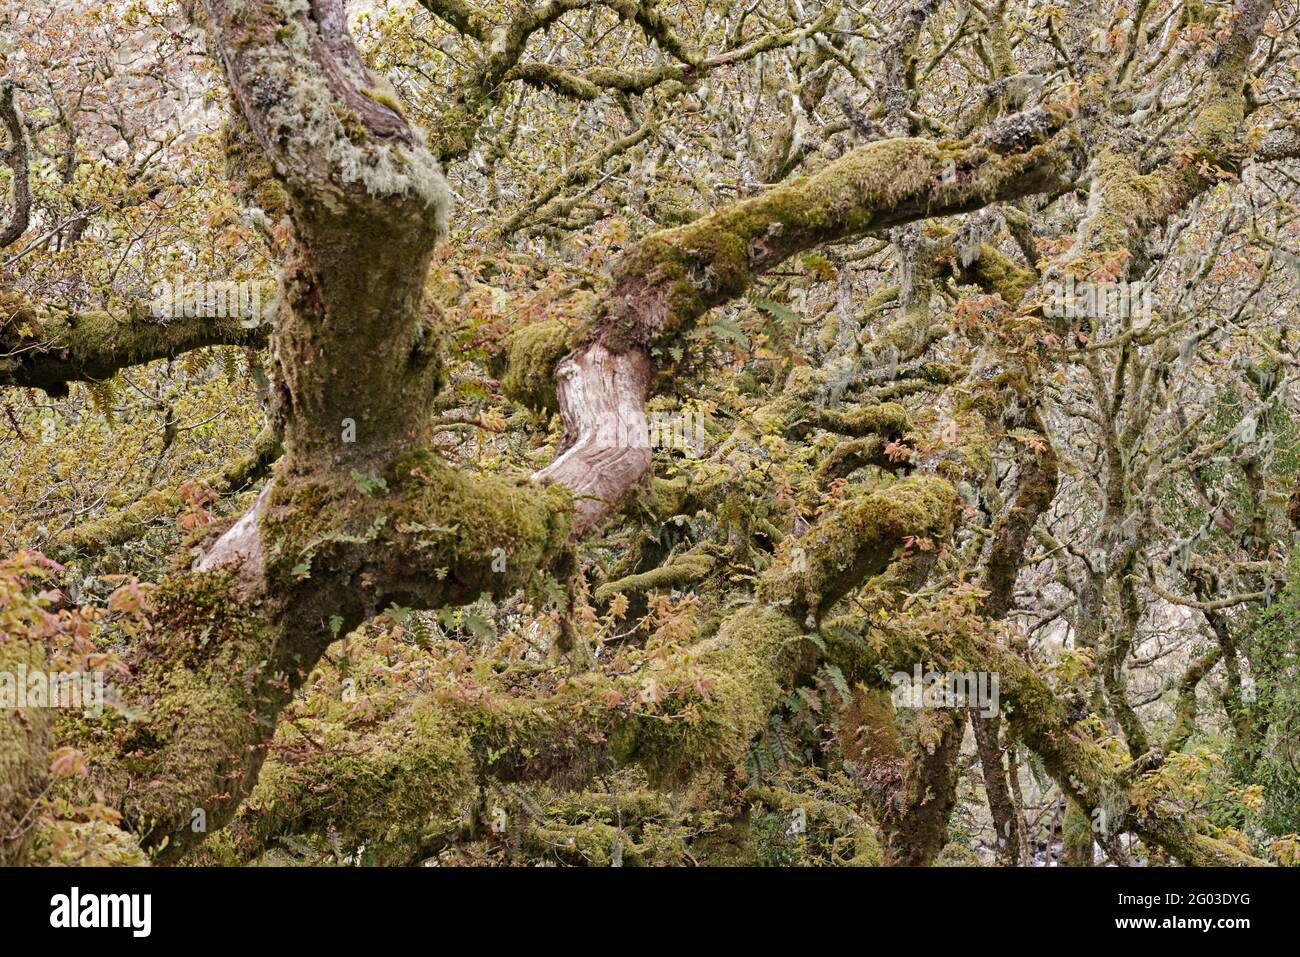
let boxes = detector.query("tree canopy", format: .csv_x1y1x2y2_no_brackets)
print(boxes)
1,0,1299,867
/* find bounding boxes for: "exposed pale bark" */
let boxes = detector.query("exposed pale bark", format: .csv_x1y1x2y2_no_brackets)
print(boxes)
516,103,1083,532
534,343,653,536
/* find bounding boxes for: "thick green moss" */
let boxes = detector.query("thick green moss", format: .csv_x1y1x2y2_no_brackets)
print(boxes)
84,569,285,862
593,553,714,603
217,700,474,865
608,605,816,783
0,630,50,865
759,475,958,623
499,317,589,412
259,449,573,620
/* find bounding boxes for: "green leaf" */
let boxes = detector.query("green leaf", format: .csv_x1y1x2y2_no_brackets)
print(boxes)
823,664,852,705
753,298,799,323
707,316,750,346
350,468,388,496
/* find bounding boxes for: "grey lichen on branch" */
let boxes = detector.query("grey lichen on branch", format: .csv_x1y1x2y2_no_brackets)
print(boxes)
0,77,33,250
204,0,448,225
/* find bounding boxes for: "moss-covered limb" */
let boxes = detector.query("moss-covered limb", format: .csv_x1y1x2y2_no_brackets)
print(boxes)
509,781,709,866
300,449,576,588
758,474,959,625
0,629,49,865
1137,815,1271,867
53,427,283,558
1103,576,1153,760
1162,644,1225,755
808,402,912,439
972,712,1022,865
453,558,908,794
469,604,821,787
498,316,592,414
415,0,488,41
499,108,1080,537
1060,798,1095,866
839,685,964,866
56,568,290,862
816,437,909,487
1001,203,1041,272
0,290,269,397
28,819,148,866
767,369,914,442
522,819,671,866
592,552,715,604
747,784,883,866
622,606,814,779
963,243,1037,307
100,557,470,862
823,612,1271,866
52,488,190,559
220,427,284,489
855,288,943,365
1044,0,1269,291
500,107,1078,403
976,415,1059,620
190,699,474,866
199,442,575,619
928,224,1037,307
0,78,33,250
147,450,570,857
473,482,961,786
961,417,1058,866
593,105,1079,353
167,473,971,859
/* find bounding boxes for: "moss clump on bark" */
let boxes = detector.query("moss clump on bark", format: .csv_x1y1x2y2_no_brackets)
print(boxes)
212,700,474,865
593,553,714,603
259,449,572,608
498,317,589,412
759,475,958,624
105,569,283,861
607,605,816,783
